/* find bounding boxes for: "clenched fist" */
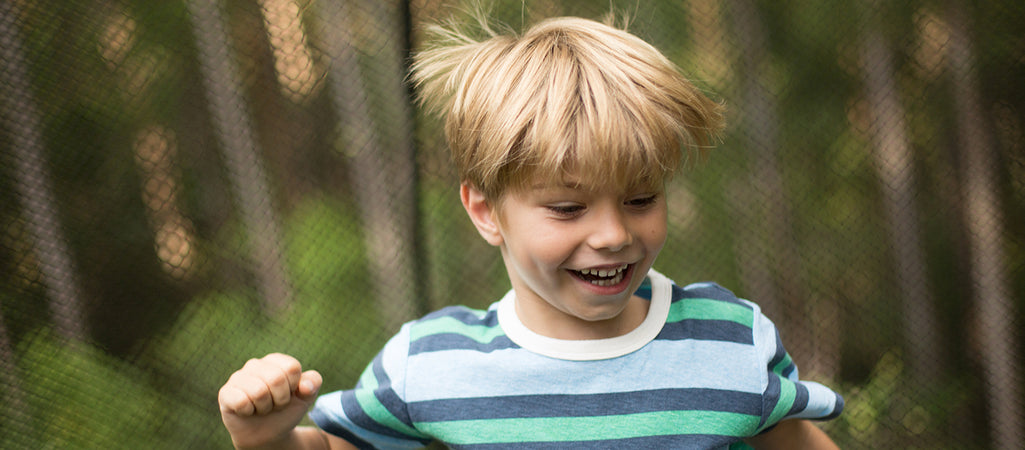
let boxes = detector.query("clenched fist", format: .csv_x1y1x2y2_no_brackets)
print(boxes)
218,353,322,449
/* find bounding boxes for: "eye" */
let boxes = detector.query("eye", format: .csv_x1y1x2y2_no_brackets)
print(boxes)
546,203,585,217
625,194,659,208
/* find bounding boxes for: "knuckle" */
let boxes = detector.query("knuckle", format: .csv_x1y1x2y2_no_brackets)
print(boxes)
266,369,289,388
251,387,272,406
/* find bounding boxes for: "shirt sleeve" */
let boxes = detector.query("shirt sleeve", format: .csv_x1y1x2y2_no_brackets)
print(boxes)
747,301,844,433
309,323,432,449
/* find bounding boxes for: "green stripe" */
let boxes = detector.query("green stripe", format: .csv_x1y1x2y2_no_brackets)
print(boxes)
771,352,794,376
759,373,797,433
409,316,504,343
416,410,760,445
352,364,430,439
667,298,753,328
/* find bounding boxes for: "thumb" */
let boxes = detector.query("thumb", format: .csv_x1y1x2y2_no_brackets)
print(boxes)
295,369,322,401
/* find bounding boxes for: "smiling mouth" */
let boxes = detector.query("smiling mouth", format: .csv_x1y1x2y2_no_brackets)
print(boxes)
572,264,630,287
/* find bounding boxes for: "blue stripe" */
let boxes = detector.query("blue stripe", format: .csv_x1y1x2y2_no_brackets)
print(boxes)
338,355,419,441
656,319,754,344
419,305,496,325
409,388,763,422
767,330,791,375
307,408,377,450
788,381,810,416
451,433,736,449
633,282,653,300
371,352,416,428
822,393,845,420
403,341,766,402
759,370,782,429
676,282,751,307
409,333,518,355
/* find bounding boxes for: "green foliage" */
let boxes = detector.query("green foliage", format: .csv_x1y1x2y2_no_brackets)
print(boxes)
3,330,173,448
136,194,385,445
2,195,386,447
830,349,982,449
2,0,1022,447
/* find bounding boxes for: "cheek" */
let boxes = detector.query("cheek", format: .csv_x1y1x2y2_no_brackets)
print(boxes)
643,210,669,249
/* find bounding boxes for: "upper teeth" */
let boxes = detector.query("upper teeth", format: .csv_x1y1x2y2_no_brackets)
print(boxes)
580,264,628,277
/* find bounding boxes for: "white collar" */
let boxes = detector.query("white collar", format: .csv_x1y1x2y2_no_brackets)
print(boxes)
496,269,671,361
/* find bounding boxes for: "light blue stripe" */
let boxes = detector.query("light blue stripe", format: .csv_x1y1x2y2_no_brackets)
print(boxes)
403,340,763,402
789,381,842,419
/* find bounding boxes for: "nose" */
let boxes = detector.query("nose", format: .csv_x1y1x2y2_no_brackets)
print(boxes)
587,207,633,252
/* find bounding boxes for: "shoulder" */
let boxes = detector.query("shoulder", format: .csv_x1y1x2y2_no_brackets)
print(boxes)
411,304,500,335
667,281,760,324
404,303,512,355
659,280,780,349
672,281,752,308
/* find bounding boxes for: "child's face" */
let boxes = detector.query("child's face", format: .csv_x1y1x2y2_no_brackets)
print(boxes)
467,176,668,339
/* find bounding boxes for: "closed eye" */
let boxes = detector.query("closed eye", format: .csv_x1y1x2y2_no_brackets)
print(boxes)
626,194,659,208
546,204,585,216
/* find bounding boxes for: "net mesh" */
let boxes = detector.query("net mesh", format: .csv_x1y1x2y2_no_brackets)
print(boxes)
1,0,1022,448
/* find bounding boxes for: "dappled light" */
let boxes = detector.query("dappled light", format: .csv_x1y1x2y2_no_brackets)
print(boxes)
0,0,1022,448
133,125,196,280
258,0,322,103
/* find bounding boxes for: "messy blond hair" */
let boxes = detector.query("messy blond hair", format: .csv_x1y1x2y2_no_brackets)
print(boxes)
411,14,725,200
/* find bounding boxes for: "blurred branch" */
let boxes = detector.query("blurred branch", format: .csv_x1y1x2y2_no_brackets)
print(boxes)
945,1,1022,446
726,0,837,378
313,0,420,332
0,0,88,341
858,0,943,381
185,0,293,312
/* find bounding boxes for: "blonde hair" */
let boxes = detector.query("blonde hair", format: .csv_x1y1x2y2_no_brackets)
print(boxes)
411,14,725,200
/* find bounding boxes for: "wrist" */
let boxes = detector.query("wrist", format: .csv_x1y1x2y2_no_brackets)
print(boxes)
232,426,328,450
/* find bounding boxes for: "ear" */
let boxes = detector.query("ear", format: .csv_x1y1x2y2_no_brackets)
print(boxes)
460,182,504,246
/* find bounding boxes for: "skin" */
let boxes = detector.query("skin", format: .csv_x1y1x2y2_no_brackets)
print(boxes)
216,178,840,449
217,353,352,450
460,179,667,340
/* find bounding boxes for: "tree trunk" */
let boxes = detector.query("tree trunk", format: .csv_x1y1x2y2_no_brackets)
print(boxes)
945,2,1022,446
185,0,293,312
858,2,944,381
0,0,88,341
727,0,834,378
313,0,419,332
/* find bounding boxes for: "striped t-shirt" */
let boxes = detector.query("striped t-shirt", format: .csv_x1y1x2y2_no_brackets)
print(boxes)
310,269,843,449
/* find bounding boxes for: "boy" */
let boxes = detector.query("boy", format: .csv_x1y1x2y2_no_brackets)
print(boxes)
218,15,843,449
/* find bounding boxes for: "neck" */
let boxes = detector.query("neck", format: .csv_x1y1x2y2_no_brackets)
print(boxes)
514,294,650,340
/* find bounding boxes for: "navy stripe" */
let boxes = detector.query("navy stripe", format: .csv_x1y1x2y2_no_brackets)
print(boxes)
656,319,754,344
676,282,750,307
633,282,653,300
309,407,377,450
409,333,518,355
419,305,498,326
781,361,796,378
821,393,845,420
337,355,417,441
768,330,789,372
788,381,810,416
451,433,736,449
369,353,416,427
759,372,782,428
409,388,762,422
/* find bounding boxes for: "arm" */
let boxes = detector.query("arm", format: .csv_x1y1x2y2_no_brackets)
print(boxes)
744,419,840,450
217,353,357,450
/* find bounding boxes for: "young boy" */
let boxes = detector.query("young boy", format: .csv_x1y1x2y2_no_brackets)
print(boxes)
218,15,843,449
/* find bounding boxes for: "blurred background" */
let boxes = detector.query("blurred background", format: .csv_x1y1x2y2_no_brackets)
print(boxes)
1,0,1022,448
